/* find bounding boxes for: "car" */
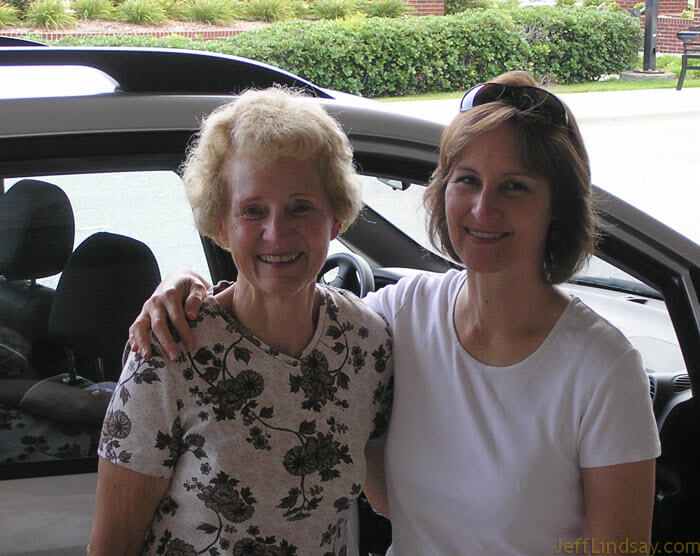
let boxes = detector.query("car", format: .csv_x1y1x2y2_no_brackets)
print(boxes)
0,44,698,554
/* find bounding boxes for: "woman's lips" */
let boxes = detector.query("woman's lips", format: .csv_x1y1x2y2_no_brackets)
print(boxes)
257,252,303,264
467,229,509,240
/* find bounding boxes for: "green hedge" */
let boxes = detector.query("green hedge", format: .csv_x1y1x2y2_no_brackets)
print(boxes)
216,12,530,96
509,7,642,82
52,8,643,95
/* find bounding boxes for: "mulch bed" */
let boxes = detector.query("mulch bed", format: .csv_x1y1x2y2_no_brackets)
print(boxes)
1,19,268,41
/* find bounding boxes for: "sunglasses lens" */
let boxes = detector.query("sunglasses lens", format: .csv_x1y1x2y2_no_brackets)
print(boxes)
460,83,567,126
473,83,506,106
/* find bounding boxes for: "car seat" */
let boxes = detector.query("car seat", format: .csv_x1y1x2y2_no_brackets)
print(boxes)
48,232,161,384
0,179,75,377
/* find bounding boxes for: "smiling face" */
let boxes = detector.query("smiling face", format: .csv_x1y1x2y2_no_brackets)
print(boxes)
216,154,341,301
445,122,552,282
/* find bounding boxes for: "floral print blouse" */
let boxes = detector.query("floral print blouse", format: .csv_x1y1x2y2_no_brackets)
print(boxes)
98,284,393,555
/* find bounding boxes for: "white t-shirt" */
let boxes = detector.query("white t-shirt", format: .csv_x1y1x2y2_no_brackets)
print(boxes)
363,269,660,555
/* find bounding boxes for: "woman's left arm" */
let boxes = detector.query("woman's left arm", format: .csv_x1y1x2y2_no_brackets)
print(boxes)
583,458,655,551
88,458,170,555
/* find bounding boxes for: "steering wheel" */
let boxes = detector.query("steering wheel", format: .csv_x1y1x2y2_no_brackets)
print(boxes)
318,253,375,298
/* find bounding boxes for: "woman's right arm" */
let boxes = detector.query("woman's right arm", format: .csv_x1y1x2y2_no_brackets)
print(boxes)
364,444,390,517
129,269,211,360
88,458,170,555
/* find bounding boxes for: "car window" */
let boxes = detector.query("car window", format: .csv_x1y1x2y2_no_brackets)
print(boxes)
360,175,654,293
360,176,432,251
5,171,210,286
0,170,208,468
0,66,116,99
360,173,688,390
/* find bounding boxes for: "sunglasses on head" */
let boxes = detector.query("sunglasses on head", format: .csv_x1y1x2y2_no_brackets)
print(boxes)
459,82,569,126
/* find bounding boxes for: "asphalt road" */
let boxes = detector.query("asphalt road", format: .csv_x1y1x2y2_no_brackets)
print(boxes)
384,87,700,245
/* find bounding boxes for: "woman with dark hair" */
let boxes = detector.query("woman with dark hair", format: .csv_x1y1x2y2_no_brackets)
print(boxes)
128,72,659,554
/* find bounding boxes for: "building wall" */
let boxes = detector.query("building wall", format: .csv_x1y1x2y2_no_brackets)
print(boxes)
617,0,694,13
656,15,699,53
407,0,445,15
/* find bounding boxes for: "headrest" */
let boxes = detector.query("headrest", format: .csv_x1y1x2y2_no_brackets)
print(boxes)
0,179,75,280
48,232,161,376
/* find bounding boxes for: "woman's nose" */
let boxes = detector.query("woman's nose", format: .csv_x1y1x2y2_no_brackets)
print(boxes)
262,211,292,240
473,188,500,221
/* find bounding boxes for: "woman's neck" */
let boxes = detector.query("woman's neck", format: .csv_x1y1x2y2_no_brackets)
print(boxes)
218,281,322,358
454,270,569,366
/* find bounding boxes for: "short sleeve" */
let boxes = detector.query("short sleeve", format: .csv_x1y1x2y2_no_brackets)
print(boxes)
97,348,182,478
579,348,661,468
363,275,419,327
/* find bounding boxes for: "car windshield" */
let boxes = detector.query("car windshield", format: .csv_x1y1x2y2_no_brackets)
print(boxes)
360,175,662,298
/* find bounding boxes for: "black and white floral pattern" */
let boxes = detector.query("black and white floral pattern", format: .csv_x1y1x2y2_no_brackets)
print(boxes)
99,285,393,555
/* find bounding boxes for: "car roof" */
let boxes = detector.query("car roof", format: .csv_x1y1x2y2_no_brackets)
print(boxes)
0,46,334,96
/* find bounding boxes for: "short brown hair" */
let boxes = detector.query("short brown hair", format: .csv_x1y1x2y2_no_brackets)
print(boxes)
181,87,362,245
423,71,597,284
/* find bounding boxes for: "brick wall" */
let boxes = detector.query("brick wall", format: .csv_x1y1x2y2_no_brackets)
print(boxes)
0,29,246,41
616,0,693,14
407,0,445,15
655,15,699,53
661,0,693,13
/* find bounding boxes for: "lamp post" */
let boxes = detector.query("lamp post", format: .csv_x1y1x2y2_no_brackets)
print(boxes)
643,0,658,71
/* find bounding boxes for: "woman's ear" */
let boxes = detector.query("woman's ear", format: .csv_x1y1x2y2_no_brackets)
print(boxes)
214,224,228,250
330,219,342,241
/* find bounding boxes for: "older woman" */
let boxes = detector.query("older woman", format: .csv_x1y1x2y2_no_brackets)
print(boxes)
88,88,393,555
128,72,660,554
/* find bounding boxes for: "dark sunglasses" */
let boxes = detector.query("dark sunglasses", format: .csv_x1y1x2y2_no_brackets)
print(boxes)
459,82,569,126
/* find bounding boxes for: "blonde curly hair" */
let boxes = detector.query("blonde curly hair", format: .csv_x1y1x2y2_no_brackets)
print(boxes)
181,87,362,245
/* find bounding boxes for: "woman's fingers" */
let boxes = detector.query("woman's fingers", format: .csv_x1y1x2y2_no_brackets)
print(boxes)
183,280,207,322
128,272,210,361
128,310,154,358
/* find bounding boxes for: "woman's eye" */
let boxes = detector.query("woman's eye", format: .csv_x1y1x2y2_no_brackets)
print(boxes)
503,181,529,194
452,175,479,188
240,206,265,219
290,202,313,215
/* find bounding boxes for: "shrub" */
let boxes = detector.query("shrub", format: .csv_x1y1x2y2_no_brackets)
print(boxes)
23,0,77,27
185,0,238,23
158,0,190,19
215,12,529,96
49,9,645,94
444,0,491,13
510,7,641,82
556,0,576,6
291,0,312,17
243,0,294,21
0,1,21,25
361,0,408,17
310,0,358,18
71,0,115,19
117,0,168,23
6,0,29,13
